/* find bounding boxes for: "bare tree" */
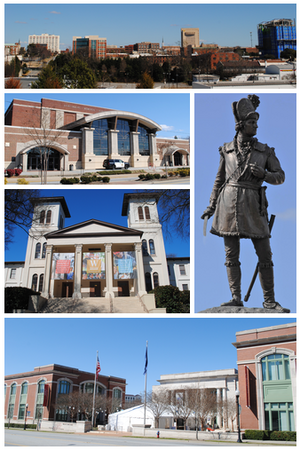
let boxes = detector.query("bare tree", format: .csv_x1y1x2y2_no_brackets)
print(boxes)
189,388,218,431
221,397,237,431
146,389,169,428
166,389,193,430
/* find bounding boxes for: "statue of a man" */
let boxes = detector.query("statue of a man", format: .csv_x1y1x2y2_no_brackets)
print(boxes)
201,95,289,312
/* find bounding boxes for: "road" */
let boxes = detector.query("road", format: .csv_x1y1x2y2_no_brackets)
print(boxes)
5,429,245,446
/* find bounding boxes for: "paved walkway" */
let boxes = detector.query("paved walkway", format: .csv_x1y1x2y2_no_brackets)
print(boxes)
41,296,147,313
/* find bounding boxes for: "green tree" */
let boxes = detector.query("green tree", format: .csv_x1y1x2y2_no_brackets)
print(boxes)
280,48,296,61
137,72,154,89
60,58,97,88
31,65,62,88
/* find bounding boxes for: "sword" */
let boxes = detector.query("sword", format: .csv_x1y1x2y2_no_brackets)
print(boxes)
203,216,208,236
244,214,276,302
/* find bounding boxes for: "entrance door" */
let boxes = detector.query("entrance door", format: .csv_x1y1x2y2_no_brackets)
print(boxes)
174,152,182,166
90,282,101,297
62,282,73,298
118,281,129,297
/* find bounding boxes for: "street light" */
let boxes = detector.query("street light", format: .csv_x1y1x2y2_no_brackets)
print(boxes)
235,389,242,443
24,403,28,430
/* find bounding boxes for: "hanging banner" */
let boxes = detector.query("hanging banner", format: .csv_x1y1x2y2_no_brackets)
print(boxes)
82,252,105,280
51,253,74,280
43,384,49,407
245,365,250,408
113,251,137,279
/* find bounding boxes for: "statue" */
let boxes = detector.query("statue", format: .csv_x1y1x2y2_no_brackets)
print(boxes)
201,95,290,312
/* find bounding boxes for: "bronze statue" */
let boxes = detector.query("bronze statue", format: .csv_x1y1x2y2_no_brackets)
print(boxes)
201,95,289,312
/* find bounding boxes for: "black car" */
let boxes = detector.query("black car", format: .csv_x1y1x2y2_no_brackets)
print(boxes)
103,159,130,170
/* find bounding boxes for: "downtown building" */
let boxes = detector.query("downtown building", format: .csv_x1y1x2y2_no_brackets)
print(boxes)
257,19,296,58
72,35,107,59
5,363,126,426
4,98,190,172
28,34,60,53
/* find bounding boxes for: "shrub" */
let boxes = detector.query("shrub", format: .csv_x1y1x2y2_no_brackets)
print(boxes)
244,430,268,440
5,287,38,313
4,178,7,184
17,178,29,185
14,168,23,176
5,423,37,429
153,285,190,313
138,174,146,180
153,173,161,179
60,178,74,184
102,176,110,183
145,173,155,180
177,168,190,177
167,171,176,177
80,175,92,184
6,169,15,177
269,431,296,441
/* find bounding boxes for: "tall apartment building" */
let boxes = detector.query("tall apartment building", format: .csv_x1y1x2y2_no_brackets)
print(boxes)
28,34,60,53
181,28,199,47
72,35,107,59
257,19,296,58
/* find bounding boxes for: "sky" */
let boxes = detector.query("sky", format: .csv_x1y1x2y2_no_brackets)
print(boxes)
5,317,295,394
5,188,190,262
195,93,296,313
4,92,190,140
5,3,296,51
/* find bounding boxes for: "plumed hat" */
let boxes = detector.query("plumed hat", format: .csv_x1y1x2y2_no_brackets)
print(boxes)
232,95,260,127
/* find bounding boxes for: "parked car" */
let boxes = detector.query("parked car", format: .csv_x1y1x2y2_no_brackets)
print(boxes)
103,159,130,170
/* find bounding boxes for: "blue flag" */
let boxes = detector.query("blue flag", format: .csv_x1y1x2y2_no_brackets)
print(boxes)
143,345,148,375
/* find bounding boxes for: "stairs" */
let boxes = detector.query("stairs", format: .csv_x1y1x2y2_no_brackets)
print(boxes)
40,296,147,313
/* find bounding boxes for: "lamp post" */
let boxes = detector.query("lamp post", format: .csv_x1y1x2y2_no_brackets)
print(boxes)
235,389,242,443
24,403,28,430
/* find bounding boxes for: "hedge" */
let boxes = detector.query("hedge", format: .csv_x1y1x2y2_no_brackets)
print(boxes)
244,430,296,441
153,285,190,313
5,287,38,313
5,423,37,429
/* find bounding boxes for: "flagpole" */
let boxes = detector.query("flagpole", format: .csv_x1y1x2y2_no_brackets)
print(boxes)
92,351,98,429
143,341,148,436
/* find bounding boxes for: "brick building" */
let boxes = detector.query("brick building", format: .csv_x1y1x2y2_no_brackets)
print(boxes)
5,364,126,425
72,35,107,59
233,322,296,432
5,98,189,171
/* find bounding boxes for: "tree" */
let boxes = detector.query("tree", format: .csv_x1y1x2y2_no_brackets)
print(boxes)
190,388,219,431
280,48,296,61
146,390,169,427
137,72,154,89
60,58,97,88
5,190,40,249
31,65,62,88
5,77,21,89
221,397,237,431
166,389,193,430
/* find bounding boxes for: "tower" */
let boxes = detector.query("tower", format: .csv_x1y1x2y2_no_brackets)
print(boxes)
122,193,169,291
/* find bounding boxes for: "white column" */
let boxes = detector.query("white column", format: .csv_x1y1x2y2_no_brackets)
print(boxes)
82,127,95,155
104,243,114,298
149,133,159,167
217,388,222,429
130,131,140,167
21,152,28,171
72,244,82,299
134,243,147,296
108,130,119,158
41,245,53,299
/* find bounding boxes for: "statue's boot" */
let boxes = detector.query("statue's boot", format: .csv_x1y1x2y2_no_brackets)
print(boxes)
221,265,244,307
259,265,290,313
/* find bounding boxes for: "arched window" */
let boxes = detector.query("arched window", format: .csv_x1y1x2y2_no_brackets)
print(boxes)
55,380,71,422
80,382,103,394
138,124,150,155
42,243,46,259
18,382,28,419
142,240,148,256
92,118,109,155
112,388,122,412
40,210,45,224
46,210,51,224
8,383,17,419
145,206,151,220
38,274,44,292
32,274,38,291
149,239,155,255
35,243,41,259
117,119,131,156
145,273,152,292
262,354,291,382
153,272,159,289
138,206,144,220
35,380,45,419
58,380,70,395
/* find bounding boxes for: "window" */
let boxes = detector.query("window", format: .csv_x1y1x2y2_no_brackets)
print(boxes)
35,243,41,259
10,268,16,279
138,206,144,220
58,380,70,395
262,354,291,381
55,380,71,422
40,210,45,224
142,240,148,256
32,274,38,291
153,272,159,288
8,383,17,419
113,388,122,399
80,382,103,394
38,274,44,292
145,206,151,220
179,264,186,275
35,380,45,419
18,382,28,419
138,124,150,155
42,243,46,259
93,119,109,156
46,210,51,224
182,284,189,291
117,119,131,156
145,273,152,292
149,239,155,255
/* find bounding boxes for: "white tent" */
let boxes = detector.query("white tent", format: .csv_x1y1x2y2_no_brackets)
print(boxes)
108,405,155,431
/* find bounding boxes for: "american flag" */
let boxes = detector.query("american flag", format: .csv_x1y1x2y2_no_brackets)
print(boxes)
96,355,101,378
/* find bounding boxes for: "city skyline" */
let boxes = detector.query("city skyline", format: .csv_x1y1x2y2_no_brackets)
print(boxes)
5,3,296,51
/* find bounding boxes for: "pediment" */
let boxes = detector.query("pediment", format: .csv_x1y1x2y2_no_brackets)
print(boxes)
45,219,142,239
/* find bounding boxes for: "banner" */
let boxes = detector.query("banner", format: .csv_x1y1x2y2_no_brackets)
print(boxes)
82,252,105,280
113,251,137,279
51,253,74,280
43,384,49,407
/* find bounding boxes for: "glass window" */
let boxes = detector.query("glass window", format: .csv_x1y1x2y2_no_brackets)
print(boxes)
149,239,155,255
35,380,45,419
138,207,144,220
153,272,159,288
10,268,16,279
40,210,45,224
138,124,150,155
179,264,186,275
145,206,151,220
182,284,189,291
35,243,41,259
38,274,44,292
46,210,51,224
58,380,70,395
42,243,46,259
113,388,122,399
142,240,148,256
117,119,131,156
262,354,290,381
145,273,152,292
32,274,38,291
8,383,17,419
18,382,28,419
93,119,109,156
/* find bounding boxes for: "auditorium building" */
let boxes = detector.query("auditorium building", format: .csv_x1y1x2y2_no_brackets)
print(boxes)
4,98,190,172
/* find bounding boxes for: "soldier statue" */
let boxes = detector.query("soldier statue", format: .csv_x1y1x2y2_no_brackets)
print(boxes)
201,95,289,312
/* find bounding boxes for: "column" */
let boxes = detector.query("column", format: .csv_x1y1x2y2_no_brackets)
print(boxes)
82,127,95,170
216,388,222,429
104,243,114,298
41,245,53,299
72,244,82,299
130,132,140,167
21,152,28,171
134,243,147,296
149,133,159,167
108,130,119,158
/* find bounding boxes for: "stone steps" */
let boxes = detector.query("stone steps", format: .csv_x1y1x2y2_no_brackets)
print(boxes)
40,296,146,313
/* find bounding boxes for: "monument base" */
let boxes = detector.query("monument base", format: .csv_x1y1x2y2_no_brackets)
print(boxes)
198,305,290,314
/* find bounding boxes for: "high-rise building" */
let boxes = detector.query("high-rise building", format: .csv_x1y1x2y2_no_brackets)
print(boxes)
181,28,199,48
257,19,296,58
72,35,107,59
28,34,60,53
